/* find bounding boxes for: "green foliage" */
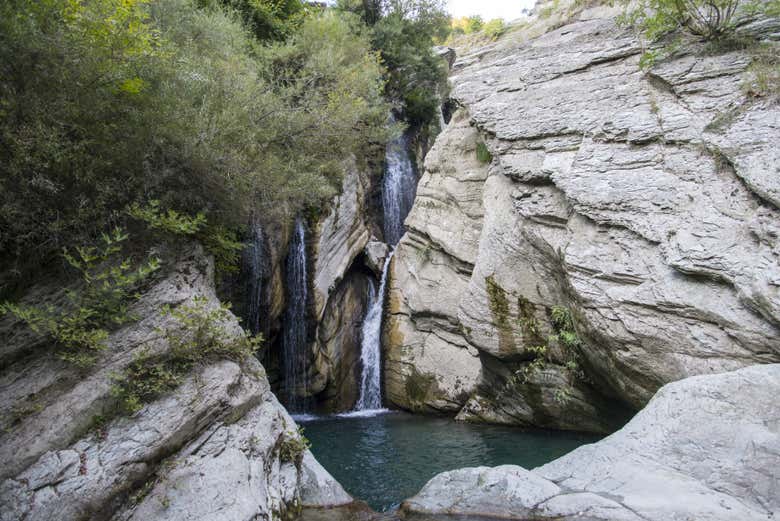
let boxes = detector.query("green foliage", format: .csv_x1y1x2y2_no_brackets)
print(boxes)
0,0,389,273
451,15,490,35
517,345,548,383
538,0,561,19
339,0,450,127
508,305,587,405
201,226,245,274
482,19,507,40
617,0,778,43
128,200,207,237
0,230,160,366
476,141,493,164
485,275,510,328
278,427,311,463
111,296,261,414
743,43,780,98
211,0,310,40
4,399,43,431
128,201,244,273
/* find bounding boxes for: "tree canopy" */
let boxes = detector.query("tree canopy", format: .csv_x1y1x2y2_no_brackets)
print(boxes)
0,0,390,275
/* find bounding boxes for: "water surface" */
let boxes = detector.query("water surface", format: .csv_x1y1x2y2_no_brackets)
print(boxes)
300,412,600,512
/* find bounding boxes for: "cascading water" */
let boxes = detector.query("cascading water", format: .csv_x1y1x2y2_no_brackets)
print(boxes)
354,251,395,412
243,224,265,336
282,218,309,413
351,119,419,413
381,122,418,246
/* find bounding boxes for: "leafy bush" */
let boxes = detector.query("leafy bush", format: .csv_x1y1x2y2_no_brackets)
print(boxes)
111,296,261,413
0,229,160,366
618,0,779,43
278,427,311,463
338,0,450,127
482,18,507,40
128,200,244,273
743,43,780,98
211,0,311,40
451,15,484,34
0,0,389,275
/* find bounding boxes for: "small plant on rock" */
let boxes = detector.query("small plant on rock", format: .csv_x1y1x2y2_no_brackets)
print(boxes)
476,141,493,164
0,228,160,367
278,427,311,464
110,296,262,414
616,0,780,68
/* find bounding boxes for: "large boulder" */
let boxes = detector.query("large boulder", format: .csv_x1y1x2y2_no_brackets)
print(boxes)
0,246,351,521
402,364,780,521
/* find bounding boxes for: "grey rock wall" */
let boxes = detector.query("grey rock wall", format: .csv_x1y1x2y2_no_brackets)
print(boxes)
385,8,780,429
0,246,351,521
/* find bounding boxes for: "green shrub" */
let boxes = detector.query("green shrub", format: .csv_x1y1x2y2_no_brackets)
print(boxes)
617,0,779,43
340,1,450,128
128,201,244,273
278,427,311,463
0,0,389,273
0,229,160,366
476,142,492,164
465,15,484,33
211,0,310,41
111,296,261,414
743,43,780,98
482,19,507,40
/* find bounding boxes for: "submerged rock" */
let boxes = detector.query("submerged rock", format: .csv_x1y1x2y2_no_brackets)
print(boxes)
402,364,780,521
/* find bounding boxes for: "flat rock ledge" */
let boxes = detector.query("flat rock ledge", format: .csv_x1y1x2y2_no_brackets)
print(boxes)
401,364,780,521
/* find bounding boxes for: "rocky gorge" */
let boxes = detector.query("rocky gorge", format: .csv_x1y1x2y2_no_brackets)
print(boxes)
384,2,780,433
1,0,779,520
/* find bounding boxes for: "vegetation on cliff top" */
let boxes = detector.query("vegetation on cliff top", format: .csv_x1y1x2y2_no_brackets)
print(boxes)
0,0,391,281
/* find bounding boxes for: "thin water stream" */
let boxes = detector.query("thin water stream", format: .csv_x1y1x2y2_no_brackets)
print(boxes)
282,218,309,412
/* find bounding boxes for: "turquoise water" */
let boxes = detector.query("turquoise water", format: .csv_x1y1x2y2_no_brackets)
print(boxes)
299,411,601,512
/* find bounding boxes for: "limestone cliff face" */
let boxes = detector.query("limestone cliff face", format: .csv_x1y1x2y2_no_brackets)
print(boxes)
385,7,780,430
0,246,351,521
309,161,377,411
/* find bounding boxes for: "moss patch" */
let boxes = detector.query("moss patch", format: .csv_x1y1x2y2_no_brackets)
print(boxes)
404,367,437,406
476,141,492,164
485,275,515,354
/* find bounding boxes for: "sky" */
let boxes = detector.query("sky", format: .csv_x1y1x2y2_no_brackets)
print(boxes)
447,0,536,20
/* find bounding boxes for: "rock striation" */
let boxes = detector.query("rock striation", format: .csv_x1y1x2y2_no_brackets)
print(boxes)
0,246,351,521
402,364,780,521
384,5,780,430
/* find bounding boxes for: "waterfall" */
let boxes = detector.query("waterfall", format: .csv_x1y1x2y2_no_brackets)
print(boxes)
354,251,394,412
382,123,417,246
243,224,265,336
282,218,309,412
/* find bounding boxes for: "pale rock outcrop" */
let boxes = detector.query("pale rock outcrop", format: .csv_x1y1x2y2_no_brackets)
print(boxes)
313,271,371,411
0,246,351,521
312,163,372,322
383,109,486,413
364,239,389,277
402,364,780,521
306,160,375,408
386,6,780,427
